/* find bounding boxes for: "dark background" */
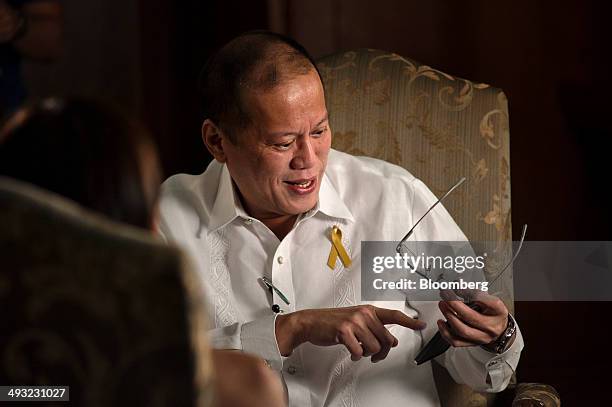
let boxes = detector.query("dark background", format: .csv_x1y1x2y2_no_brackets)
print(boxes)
23,0,612,404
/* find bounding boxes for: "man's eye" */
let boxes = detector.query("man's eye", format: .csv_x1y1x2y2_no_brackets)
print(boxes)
275,141,293,150
312,127,327,137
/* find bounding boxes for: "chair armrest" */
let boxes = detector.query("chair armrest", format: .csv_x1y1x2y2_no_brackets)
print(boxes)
511,383,560,407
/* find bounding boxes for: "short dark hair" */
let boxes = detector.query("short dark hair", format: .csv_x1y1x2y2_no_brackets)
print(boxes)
197,30,321,142
0,98,160,229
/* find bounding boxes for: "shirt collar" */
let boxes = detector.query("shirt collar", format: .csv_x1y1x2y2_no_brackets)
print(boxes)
208,164,249,233
208,165,355,233
315,173,355,222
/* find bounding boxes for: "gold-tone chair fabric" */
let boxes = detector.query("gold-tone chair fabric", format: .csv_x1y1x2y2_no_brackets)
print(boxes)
0,177,213,407
317,49,557,407
318,49,513,307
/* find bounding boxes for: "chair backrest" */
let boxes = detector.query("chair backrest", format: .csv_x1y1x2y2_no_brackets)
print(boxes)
0,177,213,407
317,49,514,407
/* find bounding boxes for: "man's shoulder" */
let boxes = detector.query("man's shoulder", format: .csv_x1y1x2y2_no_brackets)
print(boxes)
326,149,467,241
159,161,223,219
162,172,205,196
326,149,418,191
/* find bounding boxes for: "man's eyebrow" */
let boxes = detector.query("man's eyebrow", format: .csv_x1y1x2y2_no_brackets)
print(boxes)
268,113,329,137
314,113,329,128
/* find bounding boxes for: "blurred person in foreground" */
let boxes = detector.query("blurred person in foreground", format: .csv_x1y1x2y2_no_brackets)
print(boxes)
158,31,524,406
0,97,286,407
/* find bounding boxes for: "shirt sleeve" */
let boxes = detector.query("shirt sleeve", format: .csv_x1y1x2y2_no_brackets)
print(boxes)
207,315,285,371
438,322,524,392
409,178,524,392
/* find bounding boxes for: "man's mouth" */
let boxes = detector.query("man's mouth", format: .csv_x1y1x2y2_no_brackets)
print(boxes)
284,177,317,193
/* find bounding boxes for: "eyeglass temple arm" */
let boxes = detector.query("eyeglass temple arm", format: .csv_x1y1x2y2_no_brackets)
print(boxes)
488,224,528,287
396,177,467,252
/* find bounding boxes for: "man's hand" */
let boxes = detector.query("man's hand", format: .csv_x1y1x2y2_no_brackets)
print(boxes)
276,305,426,362
436,289,513,349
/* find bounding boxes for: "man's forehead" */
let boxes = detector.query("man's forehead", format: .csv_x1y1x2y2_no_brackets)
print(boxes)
243,73,328,131
246,70,324,102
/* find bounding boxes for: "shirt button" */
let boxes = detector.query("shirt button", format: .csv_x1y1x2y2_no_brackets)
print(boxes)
277,256,284,264
243,218,253,225
271,304,281,313
287,366,297,375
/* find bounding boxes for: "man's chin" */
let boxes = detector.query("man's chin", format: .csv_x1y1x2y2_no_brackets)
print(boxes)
277,187,320,215
282,199,317,216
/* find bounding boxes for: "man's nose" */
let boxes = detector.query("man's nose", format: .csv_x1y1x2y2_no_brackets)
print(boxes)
290,137,316,170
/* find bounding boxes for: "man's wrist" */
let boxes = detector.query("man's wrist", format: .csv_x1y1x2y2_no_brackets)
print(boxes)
275,311,306,357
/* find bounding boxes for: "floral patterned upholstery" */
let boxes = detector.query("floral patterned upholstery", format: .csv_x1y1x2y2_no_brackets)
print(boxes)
318,49,513,307
0,177,213,407
317,49,557,407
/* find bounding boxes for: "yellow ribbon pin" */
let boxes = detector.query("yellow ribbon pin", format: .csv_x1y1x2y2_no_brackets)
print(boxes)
327,225,352,269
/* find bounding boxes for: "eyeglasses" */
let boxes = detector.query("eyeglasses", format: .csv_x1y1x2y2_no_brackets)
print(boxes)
395,177,527,291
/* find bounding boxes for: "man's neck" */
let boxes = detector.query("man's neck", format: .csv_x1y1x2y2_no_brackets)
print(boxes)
261,215,298,241
234,186,302,240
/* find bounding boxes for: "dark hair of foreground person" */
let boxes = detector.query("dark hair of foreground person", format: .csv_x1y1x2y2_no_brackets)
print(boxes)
0,98,160,229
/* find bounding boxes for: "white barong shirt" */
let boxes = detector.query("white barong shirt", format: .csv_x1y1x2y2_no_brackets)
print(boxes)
158,149,523,407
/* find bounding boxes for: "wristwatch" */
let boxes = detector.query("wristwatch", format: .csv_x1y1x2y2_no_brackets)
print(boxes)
482,314,517,354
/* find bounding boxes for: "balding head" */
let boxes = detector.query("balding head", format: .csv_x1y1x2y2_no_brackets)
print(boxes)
198,31,321,142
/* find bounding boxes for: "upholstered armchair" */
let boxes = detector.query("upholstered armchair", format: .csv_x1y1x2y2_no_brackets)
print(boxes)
0,177,213,406
317,49,559,407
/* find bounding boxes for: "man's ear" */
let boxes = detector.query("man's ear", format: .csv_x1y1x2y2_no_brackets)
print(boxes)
202,119,227,163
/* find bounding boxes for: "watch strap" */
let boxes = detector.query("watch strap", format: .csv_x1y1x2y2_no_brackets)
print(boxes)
482,313,516,354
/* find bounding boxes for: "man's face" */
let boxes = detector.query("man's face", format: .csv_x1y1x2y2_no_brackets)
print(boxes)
222,69,331,221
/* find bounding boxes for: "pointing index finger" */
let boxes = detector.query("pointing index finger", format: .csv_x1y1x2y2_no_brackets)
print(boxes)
374,307,426,330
